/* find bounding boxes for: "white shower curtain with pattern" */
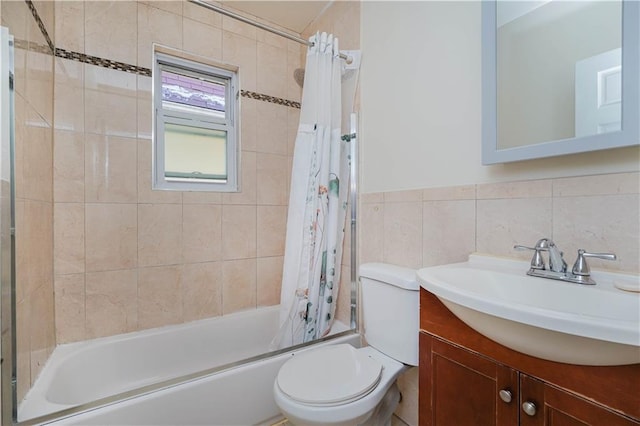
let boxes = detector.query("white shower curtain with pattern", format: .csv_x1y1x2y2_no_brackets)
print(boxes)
271,32,349,349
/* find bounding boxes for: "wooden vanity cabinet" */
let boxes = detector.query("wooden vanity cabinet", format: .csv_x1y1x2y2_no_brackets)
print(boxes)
420,332,518,426
518,374,638,426
419,289,640,426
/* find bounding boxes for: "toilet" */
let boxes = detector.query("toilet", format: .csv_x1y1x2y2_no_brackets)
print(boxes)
273,263,419,426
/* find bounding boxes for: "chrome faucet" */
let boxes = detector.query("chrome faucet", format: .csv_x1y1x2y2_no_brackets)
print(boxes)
514,238,616,285
514,238,565,273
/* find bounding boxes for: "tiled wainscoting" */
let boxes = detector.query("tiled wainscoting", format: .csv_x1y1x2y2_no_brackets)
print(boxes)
361,172,639,273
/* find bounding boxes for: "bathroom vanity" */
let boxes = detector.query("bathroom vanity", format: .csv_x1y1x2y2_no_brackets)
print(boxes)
419,289,640,425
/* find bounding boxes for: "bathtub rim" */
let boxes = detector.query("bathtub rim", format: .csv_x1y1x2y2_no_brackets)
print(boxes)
19,306,351,418
21,305,286,415
16,328,360,426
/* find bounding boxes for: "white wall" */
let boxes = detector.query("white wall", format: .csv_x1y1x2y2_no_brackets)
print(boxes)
360,1,640,194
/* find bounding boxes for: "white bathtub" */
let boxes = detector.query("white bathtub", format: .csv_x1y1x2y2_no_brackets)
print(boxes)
18,305,357,425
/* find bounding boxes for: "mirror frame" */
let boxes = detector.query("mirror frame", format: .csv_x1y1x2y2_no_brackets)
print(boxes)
482,0,640,165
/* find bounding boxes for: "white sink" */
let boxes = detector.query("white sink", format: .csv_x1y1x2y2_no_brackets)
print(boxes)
417,254,640,366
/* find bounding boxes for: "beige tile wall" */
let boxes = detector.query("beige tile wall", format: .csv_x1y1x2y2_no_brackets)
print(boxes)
361,172,639,272
360,171,640,425
52,0,306,344
8,0,358,411
2,0,56,402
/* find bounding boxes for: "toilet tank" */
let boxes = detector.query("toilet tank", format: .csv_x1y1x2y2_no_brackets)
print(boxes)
359,263,420,366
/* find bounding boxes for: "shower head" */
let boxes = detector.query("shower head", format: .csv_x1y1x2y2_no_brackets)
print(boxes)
293,68,305,88
293,66,357,89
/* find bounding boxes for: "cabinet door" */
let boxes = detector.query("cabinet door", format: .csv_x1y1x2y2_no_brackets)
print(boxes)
419,332,518,426
520,374,640,426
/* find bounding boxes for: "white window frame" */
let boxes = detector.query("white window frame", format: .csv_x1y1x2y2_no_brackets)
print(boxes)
153,50,239,192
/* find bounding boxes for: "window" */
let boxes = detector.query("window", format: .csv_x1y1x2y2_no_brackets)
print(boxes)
153,50,239,191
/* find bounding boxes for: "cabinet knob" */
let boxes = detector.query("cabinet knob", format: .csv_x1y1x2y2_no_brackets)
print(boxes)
498,389,512,403
522,401,537,416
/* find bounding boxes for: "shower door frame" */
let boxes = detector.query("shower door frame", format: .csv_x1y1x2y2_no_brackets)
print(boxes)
0,25,16,426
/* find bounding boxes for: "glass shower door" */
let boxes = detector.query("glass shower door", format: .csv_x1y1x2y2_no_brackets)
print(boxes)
0,25,16,426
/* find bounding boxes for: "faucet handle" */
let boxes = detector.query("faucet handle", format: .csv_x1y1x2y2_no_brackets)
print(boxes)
571,249,617,277
514,244,545,270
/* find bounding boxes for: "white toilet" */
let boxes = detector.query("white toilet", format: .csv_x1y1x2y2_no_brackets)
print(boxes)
273,263,419,426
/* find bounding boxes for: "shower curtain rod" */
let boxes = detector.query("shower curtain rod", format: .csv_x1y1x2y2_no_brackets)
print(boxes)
187,0,352,62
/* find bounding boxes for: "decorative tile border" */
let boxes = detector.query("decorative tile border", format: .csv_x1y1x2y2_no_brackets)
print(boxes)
13,39,29,51
55,48,153,76
13,38,53,56
25,0,54,53
23,0,301,110
241,90,301,109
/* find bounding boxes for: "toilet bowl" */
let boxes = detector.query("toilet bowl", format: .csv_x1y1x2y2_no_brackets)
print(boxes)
273,344,407,426
273,263,420,426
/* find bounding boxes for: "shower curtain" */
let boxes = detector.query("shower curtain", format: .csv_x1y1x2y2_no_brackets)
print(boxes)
271,32,349,349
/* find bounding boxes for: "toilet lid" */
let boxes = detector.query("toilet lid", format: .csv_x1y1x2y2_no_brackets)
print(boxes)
277,344,383,405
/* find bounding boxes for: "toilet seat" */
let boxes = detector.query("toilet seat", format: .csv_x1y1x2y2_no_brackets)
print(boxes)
276,344,383,406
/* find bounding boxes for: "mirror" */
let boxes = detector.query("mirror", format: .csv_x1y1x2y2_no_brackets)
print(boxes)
482,0,639,164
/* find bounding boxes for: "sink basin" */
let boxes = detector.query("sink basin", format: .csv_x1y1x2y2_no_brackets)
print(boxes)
417,254,640,366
